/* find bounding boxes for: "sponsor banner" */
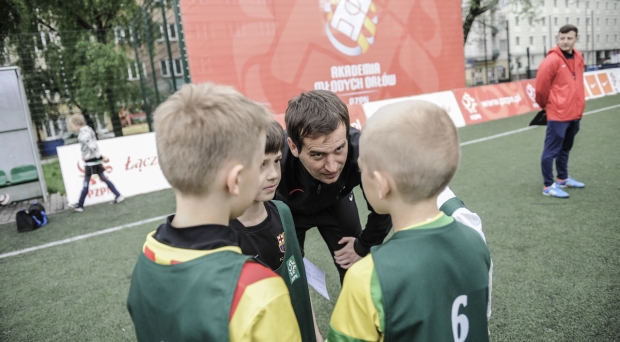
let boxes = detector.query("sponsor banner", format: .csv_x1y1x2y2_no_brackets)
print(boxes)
518,80,541,110
57,133,170,206
362,91,466,127
606,68,620,93
180,0,465,114
594,71,616,95
452,82,533,125
583,74,605,98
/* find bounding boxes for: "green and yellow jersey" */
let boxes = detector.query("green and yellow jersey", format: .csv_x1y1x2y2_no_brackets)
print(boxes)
327,213,491,342
127,218,301,342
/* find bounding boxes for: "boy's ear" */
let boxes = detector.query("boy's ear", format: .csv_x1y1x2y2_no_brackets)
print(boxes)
287,138,299,158
373,170,391,200
225,164,245,196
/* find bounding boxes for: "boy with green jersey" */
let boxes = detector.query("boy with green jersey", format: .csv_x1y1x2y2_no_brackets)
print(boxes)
327,100,492,342
127,84,301,342
230,120,323,342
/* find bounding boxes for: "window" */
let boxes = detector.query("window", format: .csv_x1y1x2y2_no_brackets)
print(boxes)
554,0,557,7
606,34,608,42
596,18,599,26
587,34,590,42
615,34,618,42
160,59,170,77
554,17,558,25
586,17,590,25
530,36,534,45
566,17,569,24
516,36,520,45
515,17,519,26
500,39,508,50
605,1,608,9
597,34,600,42
576,0,579,8
529,17,533,26
542,17,546,26
158,23,177,41
541,0,545,6
615,18,617,26
543,35,547,45
173,58,183,76
565,0,568,6
577,17,580,25
596,1,599,9
128,62,147,80
586,0,589,8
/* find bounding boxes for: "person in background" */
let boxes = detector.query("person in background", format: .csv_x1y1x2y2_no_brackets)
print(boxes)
67,114,124,212
535,24,586,198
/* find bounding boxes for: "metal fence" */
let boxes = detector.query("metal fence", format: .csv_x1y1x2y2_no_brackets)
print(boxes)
0,0,190,154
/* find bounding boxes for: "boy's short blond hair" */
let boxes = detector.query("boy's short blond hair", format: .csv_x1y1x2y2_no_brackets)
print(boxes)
154,83,272,195
69,114,85,127
360,100,460,203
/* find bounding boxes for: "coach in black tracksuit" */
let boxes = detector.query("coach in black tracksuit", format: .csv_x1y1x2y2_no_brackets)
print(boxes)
276,90,392,283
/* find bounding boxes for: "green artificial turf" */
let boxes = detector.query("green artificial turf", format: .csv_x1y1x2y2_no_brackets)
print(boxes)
0,94,618,341
41,159,66,196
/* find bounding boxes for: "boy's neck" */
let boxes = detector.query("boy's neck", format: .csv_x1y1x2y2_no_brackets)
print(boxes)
172,193,232,228
236,201,268,227
389,197,442,233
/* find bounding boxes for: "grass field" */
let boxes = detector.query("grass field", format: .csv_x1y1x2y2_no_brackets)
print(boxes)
1,94,619,341
41,160,65,195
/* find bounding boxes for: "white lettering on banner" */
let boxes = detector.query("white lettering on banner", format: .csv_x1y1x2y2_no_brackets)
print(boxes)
525,84,540,108
57,133,171,206
479,94,522,108
315,62,396,96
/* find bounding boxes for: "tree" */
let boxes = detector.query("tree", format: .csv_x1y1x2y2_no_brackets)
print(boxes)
1,0,144,138
463,0,540,44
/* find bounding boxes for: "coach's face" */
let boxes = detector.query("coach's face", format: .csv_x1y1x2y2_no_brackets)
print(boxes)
288,123,348,184
557,31,578,53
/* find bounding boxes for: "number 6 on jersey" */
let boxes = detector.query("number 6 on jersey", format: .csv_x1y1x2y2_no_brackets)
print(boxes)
451,295,469,342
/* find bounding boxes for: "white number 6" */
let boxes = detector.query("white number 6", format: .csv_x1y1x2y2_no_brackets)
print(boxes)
451,295,469,342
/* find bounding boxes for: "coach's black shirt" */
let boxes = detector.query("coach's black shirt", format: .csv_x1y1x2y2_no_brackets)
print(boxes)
276,127,392,256
230,201,285,270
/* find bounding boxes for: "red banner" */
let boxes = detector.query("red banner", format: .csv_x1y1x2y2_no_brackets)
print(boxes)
452,82,535,125
180,0,465,114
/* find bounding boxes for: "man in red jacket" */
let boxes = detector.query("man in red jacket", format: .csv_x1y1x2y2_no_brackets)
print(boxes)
535,24,586,198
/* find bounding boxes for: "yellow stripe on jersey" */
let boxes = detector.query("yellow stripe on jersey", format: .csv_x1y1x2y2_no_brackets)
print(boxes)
401,212,453,231
142,231,242,265
230,276,302,342
327,255,384,342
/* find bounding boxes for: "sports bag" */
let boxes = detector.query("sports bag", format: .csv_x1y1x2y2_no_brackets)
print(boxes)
16,202,48,233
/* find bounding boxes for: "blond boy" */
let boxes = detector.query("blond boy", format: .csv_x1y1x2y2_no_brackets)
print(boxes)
327,100,492,341
126,83,301,341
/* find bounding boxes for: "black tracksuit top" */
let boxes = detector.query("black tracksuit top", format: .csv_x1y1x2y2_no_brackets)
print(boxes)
276,127,392,256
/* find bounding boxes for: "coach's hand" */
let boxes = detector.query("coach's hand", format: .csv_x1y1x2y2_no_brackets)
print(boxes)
335,237,362,269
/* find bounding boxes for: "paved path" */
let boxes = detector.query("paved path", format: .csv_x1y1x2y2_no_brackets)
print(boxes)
0,193,67,225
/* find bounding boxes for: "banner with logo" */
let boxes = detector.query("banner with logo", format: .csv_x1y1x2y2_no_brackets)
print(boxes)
180,0,465,114
518,80,541,111
452,82,534,125
606,68,620,93
362,91,466,127
57,133,170,206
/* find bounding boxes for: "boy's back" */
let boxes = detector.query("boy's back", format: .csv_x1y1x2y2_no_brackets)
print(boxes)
329,216,490,342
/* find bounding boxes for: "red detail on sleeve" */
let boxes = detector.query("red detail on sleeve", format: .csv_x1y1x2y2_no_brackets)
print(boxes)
229,262,278,321
170,260,180,265
144,246,156,262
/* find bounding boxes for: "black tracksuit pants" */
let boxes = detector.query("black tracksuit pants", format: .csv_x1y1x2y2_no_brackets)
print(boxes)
293,192,362,284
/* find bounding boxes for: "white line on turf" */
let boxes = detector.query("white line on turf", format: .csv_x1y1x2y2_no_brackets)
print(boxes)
2,103,619,260
460,103,620,146
0,215,168,259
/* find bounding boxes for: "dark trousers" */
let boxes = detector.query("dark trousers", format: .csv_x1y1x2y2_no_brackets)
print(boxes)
293,192,362,284
78,164,121,207
541,120,580,187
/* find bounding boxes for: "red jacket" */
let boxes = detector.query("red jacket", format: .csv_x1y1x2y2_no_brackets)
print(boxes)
535,46,585,121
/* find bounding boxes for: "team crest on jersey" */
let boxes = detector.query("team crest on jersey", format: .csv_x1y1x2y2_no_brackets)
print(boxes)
287,256,300,284
277,233,286,253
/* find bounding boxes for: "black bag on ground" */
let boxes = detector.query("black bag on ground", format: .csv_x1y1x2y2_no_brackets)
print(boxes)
16,202,48,233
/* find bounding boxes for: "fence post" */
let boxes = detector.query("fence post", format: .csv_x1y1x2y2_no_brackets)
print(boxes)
131,21,153,132
173,0,191,85
142,6,161,105
160,0,177,92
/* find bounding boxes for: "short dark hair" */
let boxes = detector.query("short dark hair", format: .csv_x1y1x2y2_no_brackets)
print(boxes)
285,90,349,151
265,120,285,154
559,24,578,35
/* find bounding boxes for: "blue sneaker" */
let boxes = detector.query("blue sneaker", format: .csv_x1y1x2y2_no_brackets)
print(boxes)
557,177,585,188
542,183,569,198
